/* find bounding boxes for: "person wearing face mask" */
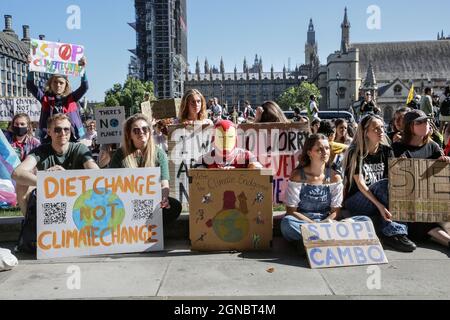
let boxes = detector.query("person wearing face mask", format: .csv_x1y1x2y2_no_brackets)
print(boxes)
4,113,41,162
26,55,88,143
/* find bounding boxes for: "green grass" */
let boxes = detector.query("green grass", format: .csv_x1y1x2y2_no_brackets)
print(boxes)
0,207,22,218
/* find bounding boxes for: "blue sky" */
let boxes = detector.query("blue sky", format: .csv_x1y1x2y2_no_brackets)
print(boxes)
3,0,450,101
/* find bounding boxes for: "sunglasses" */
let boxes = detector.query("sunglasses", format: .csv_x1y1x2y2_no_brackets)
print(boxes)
132,126,150,135
53,127,71,134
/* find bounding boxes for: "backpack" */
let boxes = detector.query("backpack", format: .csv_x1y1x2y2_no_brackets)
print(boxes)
441,96,450,117
15,189,37,254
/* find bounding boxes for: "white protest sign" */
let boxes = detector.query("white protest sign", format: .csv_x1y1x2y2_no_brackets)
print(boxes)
36,168,163,259
30,39,85,77
95,106,125,144
301,220,388,269
0,98,41,122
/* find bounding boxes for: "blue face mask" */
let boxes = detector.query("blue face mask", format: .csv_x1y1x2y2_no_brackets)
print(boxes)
13,126,28,137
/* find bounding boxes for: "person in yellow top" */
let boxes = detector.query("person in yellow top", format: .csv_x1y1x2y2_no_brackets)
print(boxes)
317,120,348,172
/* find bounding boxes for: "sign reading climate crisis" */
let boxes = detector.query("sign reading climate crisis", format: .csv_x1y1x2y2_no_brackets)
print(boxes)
95,106,125,144
30,39,85,77
36,168,163,259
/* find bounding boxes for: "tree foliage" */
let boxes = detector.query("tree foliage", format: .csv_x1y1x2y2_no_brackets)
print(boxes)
104,77,155,116
277,82,321,111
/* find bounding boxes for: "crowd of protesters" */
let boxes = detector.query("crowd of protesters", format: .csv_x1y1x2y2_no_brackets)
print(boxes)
3,75,450,256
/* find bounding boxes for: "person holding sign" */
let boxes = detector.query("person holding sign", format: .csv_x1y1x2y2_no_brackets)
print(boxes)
392,110,450,249
109,114,181,226
196,120,263,169
281,134,371,255
178,89,213,126
26,56,88,143
343,114,417,252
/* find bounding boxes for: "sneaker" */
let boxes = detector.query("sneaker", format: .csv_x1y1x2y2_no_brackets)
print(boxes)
383,235,417,252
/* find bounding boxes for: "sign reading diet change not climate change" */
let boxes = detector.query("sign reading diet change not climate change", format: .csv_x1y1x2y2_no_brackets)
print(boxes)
36,168,163,259
30,39,85,77
95,106,126,144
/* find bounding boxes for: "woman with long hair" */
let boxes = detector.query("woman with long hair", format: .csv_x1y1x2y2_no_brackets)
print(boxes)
178,89,213,126
387,107,411,143
392,110,450,249
343,114,417,252
27,56,88,142
109,114,181,225
334,119,353,145
281,134,371,255
254,101,289,123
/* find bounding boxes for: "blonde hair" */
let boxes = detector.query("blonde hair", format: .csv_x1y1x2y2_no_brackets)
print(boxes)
121,114,156,168
342,114,388,193
179,89,208,122
45,75,72,97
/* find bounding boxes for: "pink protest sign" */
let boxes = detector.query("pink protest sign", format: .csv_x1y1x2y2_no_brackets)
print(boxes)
30,39,85,77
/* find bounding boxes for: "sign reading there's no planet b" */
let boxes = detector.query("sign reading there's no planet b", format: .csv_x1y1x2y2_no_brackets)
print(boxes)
95,106,125,144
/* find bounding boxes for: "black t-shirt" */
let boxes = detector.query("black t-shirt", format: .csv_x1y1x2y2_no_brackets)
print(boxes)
346,144,393,198
392,141,443,159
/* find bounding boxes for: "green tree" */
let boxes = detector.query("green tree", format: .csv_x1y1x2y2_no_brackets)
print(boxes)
277,82,321,111
104,77,155,117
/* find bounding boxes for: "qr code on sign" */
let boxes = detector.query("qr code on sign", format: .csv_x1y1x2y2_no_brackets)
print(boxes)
42,203,67,225
132,200,154,221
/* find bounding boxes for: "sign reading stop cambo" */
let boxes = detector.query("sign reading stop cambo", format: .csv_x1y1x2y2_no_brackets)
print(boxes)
30,39,85,77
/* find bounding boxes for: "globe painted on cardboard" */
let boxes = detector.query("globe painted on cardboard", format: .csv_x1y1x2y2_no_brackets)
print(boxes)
72,188,125,238
208,191,249,243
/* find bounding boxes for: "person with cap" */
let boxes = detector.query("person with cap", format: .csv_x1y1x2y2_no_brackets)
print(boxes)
360,91,381,117
392,109,450,250
26,56,88,143
196,120,262,169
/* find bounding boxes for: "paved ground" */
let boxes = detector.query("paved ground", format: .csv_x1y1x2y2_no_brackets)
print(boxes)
1,237,449,300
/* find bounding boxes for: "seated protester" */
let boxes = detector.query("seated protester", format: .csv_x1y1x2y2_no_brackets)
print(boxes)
79,120,99,161
109,114,181,226
317,120,347,173
392,110,450,250
281,134,371,255
197,120,262,169
178,89,214,126
387,107,411,143
27,56,88,143
310,118,320,134
3,114,41,215
254,101,290,123
334,119,353,145
343,114,417,252
98,143,119,169
153,119,171,153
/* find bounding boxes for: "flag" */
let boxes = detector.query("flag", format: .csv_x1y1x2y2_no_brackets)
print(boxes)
406,85,415,105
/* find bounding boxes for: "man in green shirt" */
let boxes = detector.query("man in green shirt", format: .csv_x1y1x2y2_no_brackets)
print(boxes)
12,114,99,188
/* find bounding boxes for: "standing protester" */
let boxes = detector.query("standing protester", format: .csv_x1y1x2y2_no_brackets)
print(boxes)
334,119,353,145
26,56,88,143
307,95,319,121
360,91,381,117
343,114,417,252
392,110,450,250
243,101,255,120
439,86,450,132
178,89,213,126
281,134,371,256
420,87,434,118
109,114,181,226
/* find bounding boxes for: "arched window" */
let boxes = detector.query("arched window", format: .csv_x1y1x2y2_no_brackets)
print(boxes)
394,85,403,96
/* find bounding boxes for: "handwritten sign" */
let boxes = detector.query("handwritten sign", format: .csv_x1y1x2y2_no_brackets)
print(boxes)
141,101,152,119
189,169,273,251
0,98,41,122
152,98,181,119
301,220,388,269
36,168,163,259
389,159,450,223
95,106,125,144
30,39,85,77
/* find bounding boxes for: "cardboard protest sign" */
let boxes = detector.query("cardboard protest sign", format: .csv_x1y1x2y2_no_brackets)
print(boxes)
168,124,214,204
389,158,450,223
140,101,153,119
301,220,388,269
95,106,126,144
152,98,181,119
36,168,163,259
30,39,85,77
189,169,273,251
238,123,310,204
0,98,41,122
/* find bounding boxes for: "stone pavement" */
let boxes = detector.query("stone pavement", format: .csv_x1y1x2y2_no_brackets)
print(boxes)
1,237,450,300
